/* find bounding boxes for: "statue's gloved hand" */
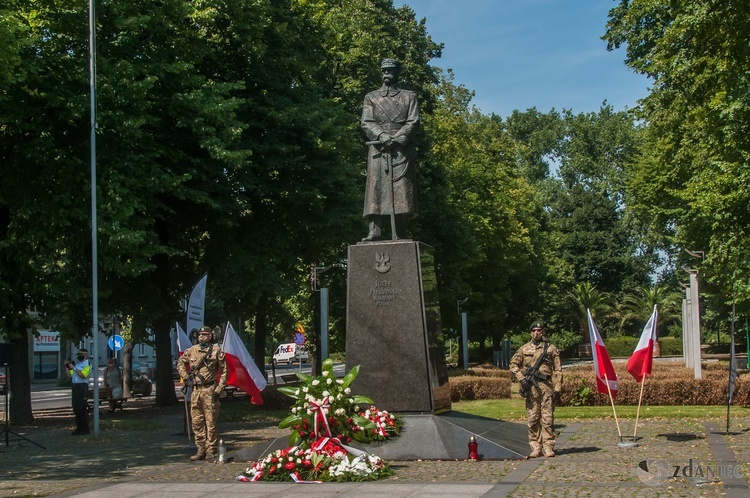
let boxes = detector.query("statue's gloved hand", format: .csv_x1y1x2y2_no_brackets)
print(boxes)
378,133,394,147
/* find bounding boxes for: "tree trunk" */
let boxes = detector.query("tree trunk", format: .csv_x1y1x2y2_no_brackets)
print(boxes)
9,329,34,425
154,314,177,406
254,296,268,381
122,341,133,398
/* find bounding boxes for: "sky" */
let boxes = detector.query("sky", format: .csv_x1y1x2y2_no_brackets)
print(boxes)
393,0,651,118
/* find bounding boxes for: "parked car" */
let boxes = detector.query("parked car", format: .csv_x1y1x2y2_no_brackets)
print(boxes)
131,362,155,379
87,367,153,399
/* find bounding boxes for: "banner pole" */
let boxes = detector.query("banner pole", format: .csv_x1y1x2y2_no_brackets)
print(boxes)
633,376,647,439
603,373,621,437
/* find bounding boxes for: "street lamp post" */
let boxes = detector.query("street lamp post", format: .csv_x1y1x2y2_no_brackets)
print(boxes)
311,264,332,369
457,298,468,369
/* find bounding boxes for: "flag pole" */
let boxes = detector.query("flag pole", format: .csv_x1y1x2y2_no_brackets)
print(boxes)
633,375,647,439
603,372,622,437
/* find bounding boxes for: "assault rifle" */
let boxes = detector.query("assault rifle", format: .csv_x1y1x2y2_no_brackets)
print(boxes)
518,341,549,398
181,347,212,394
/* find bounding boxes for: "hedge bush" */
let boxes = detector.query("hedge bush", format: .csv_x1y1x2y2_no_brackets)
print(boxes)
449,365,513,379
560,361,748,406
449,375,511,401
601,336,683,357
446,361,746,405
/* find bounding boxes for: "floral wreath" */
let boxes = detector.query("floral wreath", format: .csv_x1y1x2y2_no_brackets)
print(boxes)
240,358,402,482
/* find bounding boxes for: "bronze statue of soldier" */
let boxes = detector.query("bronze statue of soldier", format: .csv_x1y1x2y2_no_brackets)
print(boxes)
360,58,419,241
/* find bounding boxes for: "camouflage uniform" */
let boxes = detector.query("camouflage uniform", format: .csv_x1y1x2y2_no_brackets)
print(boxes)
510,338,562,456
177,342,227,458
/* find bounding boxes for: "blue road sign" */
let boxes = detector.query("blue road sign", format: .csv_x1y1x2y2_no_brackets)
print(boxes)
294,332,305,346
108,334,124,351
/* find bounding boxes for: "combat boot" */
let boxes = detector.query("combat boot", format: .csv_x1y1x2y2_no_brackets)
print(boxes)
190,451,206,461
529,446,542,458
205,452,217,462
543,447,555,458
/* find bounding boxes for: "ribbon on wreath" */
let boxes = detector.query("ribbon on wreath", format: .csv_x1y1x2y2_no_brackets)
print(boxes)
290,471,323,484
375,421,387,437
312,436,367,458
309,397,332,438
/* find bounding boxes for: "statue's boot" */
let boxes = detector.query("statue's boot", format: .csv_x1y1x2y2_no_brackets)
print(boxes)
362,220,382,242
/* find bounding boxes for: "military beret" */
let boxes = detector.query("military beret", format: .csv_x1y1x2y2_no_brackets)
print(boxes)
529,321,546,332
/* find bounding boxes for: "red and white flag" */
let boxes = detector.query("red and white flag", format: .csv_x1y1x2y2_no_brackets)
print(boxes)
587,309,618,397
627,305,658,382
222,322,266,405
176,322,192,355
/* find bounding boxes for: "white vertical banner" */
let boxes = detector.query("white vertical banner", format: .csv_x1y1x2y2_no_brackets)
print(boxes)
186,274,207,334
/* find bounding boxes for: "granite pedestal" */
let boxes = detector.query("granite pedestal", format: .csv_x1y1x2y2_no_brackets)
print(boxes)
345,240,449,413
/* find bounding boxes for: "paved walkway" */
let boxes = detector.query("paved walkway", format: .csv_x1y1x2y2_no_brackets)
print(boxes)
2,397,749,497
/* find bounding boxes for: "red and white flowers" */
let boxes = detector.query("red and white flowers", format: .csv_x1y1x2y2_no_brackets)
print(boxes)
241,358,401,482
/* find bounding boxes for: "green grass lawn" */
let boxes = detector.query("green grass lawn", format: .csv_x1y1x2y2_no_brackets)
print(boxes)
219,397,750,427
453,398,750,421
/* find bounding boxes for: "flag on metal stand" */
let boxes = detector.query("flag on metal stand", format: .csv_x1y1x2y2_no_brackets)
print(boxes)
627,305,658,440
587,309,618,397
176,322,192,355
587,309,622,439
627,306,658,382
175,320,194,445
222,322,267,405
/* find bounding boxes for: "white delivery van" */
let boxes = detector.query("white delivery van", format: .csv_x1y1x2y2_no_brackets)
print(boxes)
273,343,309,364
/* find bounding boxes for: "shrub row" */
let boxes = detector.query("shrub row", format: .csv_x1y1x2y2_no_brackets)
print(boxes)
445,362,747,405
602,336,683,357
560,362,748,406
449,365,513,379
449,376,511,402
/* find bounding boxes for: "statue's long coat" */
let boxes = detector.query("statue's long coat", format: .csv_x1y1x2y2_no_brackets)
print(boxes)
361,84,419,217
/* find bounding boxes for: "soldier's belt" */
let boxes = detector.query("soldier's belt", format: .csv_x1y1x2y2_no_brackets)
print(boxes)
194,381,216,389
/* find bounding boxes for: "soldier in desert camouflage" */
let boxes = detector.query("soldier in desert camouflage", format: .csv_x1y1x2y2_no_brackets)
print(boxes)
177,325,227,461
510,321,562,458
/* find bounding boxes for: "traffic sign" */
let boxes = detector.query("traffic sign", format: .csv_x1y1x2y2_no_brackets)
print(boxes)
294,331,305,346
108,334,124,351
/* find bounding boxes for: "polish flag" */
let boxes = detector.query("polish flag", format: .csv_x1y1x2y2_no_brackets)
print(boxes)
222,322,267,405
587,309,618,397
627,305,658,382
176,322,192,355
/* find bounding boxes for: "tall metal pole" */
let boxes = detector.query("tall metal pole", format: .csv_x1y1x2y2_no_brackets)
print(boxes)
320,288,329,361
461,312,468,370
88,0,100,436
689,272,702,380
457,298,468,369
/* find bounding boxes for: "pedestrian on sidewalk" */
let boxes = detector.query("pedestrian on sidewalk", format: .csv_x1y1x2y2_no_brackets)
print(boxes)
510,321,562,458
104,358,123,412
66,348,91,435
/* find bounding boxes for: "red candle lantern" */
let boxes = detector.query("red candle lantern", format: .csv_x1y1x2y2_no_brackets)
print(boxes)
468,435,479,461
